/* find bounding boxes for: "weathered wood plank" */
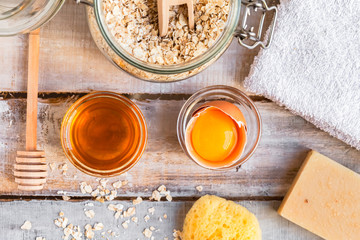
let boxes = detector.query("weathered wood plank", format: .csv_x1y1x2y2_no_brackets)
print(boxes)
0,200,320,239
0,0,263,94
0,97,358,197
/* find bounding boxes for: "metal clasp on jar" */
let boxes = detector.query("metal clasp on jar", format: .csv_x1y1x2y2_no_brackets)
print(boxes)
237,0,278,49
75,0,94,7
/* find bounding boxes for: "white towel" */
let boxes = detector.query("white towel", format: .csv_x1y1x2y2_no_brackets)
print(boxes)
244,0,360,150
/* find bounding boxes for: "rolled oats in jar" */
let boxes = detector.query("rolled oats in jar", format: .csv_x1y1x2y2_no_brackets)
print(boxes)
102,0,230,65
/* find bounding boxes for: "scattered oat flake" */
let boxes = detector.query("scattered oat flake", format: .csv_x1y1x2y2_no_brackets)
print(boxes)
166,194,172,202
85,209,95,219
131,216,138,223
143,228,152,238
114,210,122,219
61,223,83,240
95,196,104,203
144,215,150,222
150,190,161,201
123,207,136,217
196,185,203,192
59,163,68,176
100,178,109,188
91,189,99,197
150,226,155,231
112,181,122,189
49,162,56,171
163,214,168,219
108,203,124,212
20,220,32,230
148,207,155,215
63,226,72,237
80,182,91,194
84,185,93,193
122,220,130,229
93,222,104,231
105,190,117,201
54,216,68,229
158,185,167,193
59,163,68,172
62,195,71,201
173,229,182,240
85,224,92,230
133,196,143,205
85,225,95,239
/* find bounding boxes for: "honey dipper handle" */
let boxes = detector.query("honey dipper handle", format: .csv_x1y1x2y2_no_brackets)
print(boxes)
26,29,40,151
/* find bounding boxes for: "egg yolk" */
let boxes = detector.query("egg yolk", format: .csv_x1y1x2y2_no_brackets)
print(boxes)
190,108,238,162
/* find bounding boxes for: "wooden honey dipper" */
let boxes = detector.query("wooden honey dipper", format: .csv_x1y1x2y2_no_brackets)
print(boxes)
157,0,194,37
14,29,47,191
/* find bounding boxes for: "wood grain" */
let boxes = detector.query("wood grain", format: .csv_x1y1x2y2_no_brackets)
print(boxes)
158,0,194,37
26,29,40,151
0,0,352,239
0,96,358,197
0,0,264,94
0,200,320,239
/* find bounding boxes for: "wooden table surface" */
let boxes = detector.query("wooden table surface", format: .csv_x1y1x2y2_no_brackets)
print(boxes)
1,1,359,239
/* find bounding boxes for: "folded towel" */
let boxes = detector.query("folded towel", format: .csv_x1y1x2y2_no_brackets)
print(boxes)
245,0,360,150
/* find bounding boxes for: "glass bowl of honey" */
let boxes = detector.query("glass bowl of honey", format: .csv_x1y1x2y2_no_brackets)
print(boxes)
61,92,147,177
177,85,261,170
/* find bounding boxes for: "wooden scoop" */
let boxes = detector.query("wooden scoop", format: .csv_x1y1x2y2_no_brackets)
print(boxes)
14,29,47,191
157,0,194,37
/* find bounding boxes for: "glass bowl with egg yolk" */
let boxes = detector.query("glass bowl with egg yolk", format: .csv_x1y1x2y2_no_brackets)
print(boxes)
177,85,261,170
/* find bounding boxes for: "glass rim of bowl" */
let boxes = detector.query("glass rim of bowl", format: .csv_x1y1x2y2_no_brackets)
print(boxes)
0,0,66,36
177,85,262,170
61,91,148,177
91,0,240,75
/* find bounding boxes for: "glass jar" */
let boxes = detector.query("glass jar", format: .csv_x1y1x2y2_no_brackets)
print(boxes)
81,0,277,82
177,85,261,170
61,92,147,177
0,0,65,36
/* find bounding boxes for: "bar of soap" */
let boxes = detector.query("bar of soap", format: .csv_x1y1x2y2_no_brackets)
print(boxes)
278,150,360,240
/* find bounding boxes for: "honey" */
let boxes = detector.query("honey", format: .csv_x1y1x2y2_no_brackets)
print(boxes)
61,92,147,177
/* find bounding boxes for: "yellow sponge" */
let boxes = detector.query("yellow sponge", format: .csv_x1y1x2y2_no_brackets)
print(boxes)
182,195,261,240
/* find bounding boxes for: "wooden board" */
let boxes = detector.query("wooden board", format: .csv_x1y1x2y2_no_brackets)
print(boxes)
0,96,358,198
0,200,320,239
0,0,358,239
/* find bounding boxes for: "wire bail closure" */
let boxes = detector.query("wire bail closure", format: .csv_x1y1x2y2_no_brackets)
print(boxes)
238,0,277,49
76,0,94,7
